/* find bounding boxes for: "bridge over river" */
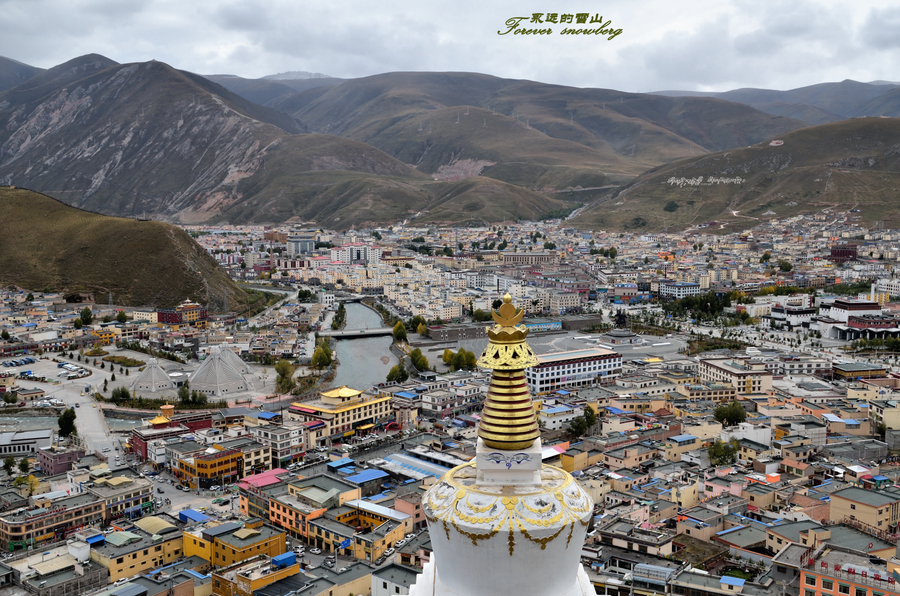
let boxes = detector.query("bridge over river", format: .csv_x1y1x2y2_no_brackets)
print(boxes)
317,327,393,339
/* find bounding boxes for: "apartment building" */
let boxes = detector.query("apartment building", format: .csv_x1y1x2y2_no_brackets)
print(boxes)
698,357,773,394
0,493,104,551
86,475,154,522
91,520,184,581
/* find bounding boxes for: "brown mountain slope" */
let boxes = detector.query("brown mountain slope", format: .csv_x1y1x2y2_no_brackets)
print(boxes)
0,58,565,228
0,187,248,310
571,117,900,232
275,72,808,186
0,56,44,92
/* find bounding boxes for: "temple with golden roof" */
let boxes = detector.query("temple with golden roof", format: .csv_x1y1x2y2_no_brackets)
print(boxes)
409,294,595,596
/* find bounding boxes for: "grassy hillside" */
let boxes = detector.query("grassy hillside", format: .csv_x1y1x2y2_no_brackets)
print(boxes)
0,187,249,310
277,71,808,184
571,117,900,232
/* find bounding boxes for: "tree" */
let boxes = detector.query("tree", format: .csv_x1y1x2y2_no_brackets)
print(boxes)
111,373,116,381
392,321,407,343
707,438,740,466
80,307,93,325
472,309,492,322
275,359,296,393
386,362,409,383
25,293,34,301
178,384,191,404
17,458,29,475
409,348,429,372
566,416,589,439
58,408,77,438
583,404,597,428
116,310,128,324
2,456,14,476
760,252,771,263
311,346,332,370
110,387,130,404
543,241,557,250
778,259,793,272
714,401,747,427
0,330,8,341
73,318,83,329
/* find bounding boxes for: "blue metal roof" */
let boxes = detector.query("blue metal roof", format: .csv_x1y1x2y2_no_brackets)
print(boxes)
721,577,746,587
396,391,418,398
178,509,209,523
327,458,354,469
345,469,389,484
670,434,698,442
257,412,277,420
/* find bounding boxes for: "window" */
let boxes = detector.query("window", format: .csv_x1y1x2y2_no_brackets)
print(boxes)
839,584,851,595
806,576,817,586
807,591,817,596
856,589,866,596
850,504,856,510
823,580,833,590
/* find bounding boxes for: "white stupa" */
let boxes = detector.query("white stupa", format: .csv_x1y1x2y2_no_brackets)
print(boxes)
188,345,249,396
131,358,175,395
410,295,594,596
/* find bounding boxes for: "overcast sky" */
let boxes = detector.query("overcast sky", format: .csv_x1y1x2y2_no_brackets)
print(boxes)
2,0,899,92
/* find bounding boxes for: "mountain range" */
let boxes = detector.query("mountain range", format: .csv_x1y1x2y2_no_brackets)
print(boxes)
3,54,900,231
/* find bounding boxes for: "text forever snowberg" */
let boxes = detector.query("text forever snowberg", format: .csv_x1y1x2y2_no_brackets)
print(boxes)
499,13,623,39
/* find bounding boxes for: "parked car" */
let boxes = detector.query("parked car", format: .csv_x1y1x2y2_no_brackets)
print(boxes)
309,548,322,555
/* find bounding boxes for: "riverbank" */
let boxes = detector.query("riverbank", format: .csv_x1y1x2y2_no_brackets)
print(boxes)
329,303,398,391
0,407,61,417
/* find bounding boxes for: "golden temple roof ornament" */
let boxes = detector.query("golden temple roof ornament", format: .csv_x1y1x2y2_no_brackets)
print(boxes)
476,293,540,450
476,293,538,370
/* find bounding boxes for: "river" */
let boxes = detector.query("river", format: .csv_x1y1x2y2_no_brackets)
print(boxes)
329,303,398,392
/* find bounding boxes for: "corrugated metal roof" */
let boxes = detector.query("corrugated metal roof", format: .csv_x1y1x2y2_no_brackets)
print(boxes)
233,528,260,540
105,531,142,546
134,516,178,535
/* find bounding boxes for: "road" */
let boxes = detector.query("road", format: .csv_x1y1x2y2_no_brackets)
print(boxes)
29,356,122,454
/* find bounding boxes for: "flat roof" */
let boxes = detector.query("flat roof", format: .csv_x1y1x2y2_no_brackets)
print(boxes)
344,499,410,522
536,348,620,365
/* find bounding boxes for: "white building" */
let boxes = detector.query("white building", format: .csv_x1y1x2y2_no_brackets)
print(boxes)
330,243,383,264
660,281,702,299
525,348,623,394
538,405,579,430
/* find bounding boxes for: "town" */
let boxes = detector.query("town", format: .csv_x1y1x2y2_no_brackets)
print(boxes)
2,207,900,596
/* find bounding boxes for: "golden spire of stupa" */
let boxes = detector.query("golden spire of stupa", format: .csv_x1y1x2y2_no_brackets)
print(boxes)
477,293,540,450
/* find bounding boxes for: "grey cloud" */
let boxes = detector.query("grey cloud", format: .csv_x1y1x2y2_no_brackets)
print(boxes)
859,6,900,49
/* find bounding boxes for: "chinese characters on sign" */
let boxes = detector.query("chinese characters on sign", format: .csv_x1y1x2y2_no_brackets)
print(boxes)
498,13,623,39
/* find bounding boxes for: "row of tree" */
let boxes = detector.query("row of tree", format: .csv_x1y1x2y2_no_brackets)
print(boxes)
442,348,477,371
